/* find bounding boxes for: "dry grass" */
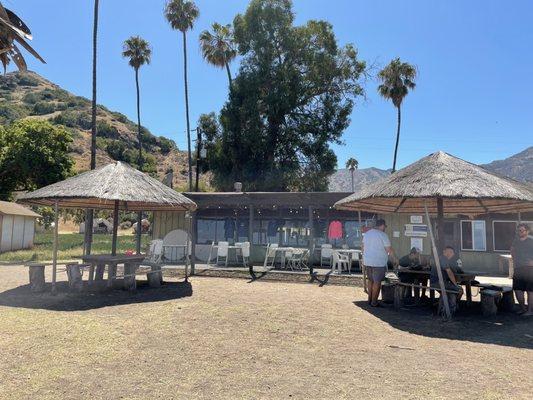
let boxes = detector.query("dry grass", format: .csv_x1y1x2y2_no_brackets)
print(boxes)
0,266,531,400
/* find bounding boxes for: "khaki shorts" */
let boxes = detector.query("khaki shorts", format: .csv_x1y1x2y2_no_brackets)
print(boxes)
366,266,386,282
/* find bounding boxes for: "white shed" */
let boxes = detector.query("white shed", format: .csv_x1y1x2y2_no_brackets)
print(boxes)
0,201,41,253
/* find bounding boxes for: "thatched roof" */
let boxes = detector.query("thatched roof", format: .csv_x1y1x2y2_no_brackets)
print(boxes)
17,162,197,211
335,151,533,215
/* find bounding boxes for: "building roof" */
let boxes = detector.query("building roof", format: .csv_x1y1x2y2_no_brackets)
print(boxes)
0,200,41,218
335,151,533,214
17,162,197,212
184,192,353,208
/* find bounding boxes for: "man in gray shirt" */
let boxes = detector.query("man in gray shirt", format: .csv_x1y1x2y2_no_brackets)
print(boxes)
362,219,396,307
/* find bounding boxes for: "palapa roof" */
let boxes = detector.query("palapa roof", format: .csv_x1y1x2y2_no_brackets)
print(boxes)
335,151,533,215
17,162,197,212
0,200,41,218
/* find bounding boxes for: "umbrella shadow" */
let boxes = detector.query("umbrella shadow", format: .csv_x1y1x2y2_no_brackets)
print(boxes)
0,280,193,312
353,300,533,350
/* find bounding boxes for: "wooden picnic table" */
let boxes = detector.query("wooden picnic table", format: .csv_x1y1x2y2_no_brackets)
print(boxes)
397,268,477,306
82,254,146,290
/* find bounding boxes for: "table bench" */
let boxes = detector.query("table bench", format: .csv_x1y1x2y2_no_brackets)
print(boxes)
392,281,461,315
472,283,514,316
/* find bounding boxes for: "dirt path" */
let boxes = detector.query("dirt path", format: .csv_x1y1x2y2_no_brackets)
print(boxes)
0,265,531,399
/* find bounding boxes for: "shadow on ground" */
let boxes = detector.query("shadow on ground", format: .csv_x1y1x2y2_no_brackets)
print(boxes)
354,300,533,350
0,280,193,312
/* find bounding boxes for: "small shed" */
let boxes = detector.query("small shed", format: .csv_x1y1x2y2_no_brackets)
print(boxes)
0,200,41,253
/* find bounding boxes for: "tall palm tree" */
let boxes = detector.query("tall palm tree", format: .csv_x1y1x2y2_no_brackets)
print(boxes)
85,0,99,255
377,58,417,173
199,22,236,86
122,36,152,255
345,157,359,192
164,0,199,191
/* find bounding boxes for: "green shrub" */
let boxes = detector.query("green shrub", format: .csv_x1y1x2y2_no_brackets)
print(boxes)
32,101,56,115
111,111,129,123
106,140,127,160
17,73,40,86
96,137,108,150
96,120,120,139
0,102,28,123
22,91,41,104
159,136,176,154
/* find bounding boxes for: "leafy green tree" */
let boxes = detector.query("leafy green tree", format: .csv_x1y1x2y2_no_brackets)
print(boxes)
0,120,73,200
122,36,152,170
345,157,359,192
164,0,199,191
204,0,366,191
199,23,237,86
377,58,417,173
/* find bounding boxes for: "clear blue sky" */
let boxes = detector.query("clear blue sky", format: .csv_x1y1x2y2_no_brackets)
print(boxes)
9,0,533,170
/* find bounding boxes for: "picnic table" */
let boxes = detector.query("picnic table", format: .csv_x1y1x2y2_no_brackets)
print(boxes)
396,268,477,306
82,254,146,290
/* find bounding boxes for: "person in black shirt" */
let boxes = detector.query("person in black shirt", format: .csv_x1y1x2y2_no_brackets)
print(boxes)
398,247,430,301
511,223,533,316
430,246,463,311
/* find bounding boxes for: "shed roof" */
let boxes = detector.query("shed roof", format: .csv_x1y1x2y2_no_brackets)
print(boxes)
0,200,41,218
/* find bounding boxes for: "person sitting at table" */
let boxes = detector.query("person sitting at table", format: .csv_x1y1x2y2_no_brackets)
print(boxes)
430,246,463,311
398,247,430,301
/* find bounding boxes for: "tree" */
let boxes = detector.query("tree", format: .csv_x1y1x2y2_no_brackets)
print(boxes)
377,58,417,173
86,0,100,255
122,35,152,254
0,120,73,200
199,22,237,86
204,0,366,191
164,0,199,191
122,36,152,170
345,157,358,192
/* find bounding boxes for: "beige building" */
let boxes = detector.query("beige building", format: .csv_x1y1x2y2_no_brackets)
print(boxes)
0,201,41,253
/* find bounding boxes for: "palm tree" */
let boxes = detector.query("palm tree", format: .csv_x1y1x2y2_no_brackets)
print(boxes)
164,0,199,191
199,22,236,86
377,58,417,173
86,0,99,255
345,157,359,192
122,36,152,255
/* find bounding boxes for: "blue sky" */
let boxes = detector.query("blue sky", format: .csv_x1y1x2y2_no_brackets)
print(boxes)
9,0,533,170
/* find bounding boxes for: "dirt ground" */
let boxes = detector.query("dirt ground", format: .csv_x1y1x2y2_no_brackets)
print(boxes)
0,266,531,400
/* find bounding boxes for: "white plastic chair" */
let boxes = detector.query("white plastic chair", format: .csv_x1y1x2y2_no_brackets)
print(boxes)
264,243,279,267
320,244,333,268
146,239,163,264
162,229,190,263
237,241,250,267
332,251,350,274
216,241,229,267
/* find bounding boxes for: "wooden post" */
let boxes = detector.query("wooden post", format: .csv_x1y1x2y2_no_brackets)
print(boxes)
248,205,254,276
111,200,119,256
436,197,444,253
425,203,451,320
52,201,59,294
66,263,83,291
308,206,314,276
136,211,142,254
190,211,196,276
184,212,191,281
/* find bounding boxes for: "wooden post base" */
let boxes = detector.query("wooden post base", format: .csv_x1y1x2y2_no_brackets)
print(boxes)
499,288,514,312
66,263,83,291
147,265,162,288
381,282,395,303
95,263,105,281
481,290,499,316
124,263,136,291
28,264,46,292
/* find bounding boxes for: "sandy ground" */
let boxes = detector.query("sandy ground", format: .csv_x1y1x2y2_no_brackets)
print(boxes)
0,266,531,400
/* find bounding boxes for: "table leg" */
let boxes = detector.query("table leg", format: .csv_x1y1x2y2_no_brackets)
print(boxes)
124,262,136,291
465,282,472,307
95,262,105,281
88,263,95,285
107,262,117,288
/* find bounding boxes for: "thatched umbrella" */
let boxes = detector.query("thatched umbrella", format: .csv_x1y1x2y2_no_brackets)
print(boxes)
18,162,197,292
335,151,533,319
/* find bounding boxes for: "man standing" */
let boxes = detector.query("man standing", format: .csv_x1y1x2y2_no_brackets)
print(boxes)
511,223,533,316
362,219,396,307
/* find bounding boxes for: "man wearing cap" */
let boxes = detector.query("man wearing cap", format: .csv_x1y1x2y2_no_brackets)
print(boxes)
362,219,397,307
398,247,430,301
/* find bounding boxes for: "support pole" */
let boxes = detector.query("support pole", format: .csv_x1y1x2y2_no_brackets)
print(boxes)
111,200,119,256
424,202,451,320
51,201,59,294
308,206,314,276
248,205,254,276
518,211,522,223
136,211,142,254
190,211,197,276
184,212,191,282
436,197,444,252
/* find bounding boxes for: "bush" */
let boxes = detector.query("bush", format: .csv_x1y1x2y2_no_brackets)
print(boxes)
105,140,127,160
22,91,41,104
159,136,176,154
0,102,28,123
17,73,40,86
32,101,56,115
111,111,129,123
96,120,120,139
96,137,108,150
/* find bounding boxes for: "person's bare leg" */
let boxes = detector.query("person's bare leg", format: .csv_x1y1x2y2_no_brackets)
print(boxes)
367,278,373,304
524,291,533,316
371,281,381,306
515,290,526,312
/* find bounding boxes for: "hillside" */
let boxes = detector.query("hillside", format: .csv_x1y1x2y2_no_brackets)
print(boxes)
328,167,389,192
0,71,193,188
482,146,533,183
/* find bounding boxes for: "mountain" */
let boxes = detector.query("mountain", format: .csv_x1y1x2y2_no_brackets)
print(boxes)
482,146,533,183
0,71,196,188
328,167,389,192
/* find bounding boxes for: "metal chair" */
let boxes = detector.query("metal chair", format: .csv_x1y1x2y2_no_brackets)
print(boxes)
287,249,309,271
264,243,279,267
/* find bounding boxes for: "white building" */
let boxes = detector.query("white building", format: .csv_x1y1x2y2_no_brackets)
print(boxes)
0,201,41,253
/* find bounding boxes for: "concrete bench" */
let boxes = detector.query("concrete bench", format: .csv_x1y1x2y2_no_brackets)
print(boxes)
392,281,461,313
480,287,514,316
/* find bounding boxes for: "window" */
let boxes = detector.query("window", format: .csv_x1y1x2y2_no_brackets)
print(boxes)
461,220,486,251
344,221,363,248
493,221,516,252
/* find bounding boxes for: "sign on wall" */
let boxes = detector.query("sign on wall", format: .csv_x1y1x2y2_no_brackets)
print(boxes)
404,224,428,237
410,215,423,224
